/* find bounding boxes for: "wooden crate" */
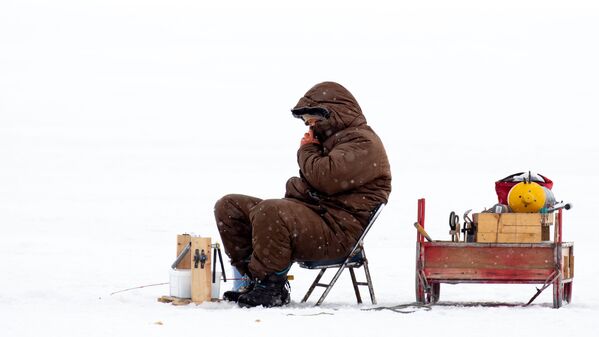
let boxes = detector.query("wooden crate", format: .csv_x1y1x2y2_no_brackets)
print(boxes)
475,213,553,243
172,234,213,304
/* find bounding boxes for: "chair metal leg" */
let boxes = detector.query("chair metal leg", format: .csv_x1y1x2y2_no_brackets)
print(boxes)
363,259,377,304
349,267,363,304
300,204,384,306
301,268,327,303
315,264,348,306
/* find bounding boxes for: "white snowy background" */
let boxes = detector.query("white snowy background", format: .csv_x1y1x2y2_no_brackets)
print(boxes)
1,0,598,336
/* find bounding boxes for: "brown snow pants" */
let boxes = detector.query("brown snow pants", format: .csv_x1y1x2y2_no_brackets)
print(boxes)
214,194,354,279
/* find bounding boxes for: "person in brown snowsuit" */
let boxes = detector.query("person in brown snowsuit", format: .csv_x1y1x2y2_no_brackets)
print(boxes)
214,81,391,307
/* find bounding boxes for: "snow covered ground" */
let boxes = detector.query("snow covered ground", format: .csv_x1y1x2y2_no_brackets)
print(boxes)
1,1,599,336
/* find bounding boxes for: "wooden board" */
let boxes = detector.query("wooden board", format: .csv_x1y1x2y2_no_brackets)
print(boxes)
562,247,570,278
476,214,500,233
499,214,542,233
562,256,570,279
423,245,554,270
541,213,555,227
497,232,542,243
176,234,192,269
475,213,545,243
569,255,575,278
191,237,212,304
542,226,550,241
158,295,192,306
562,246,575,279
424,267,554,281
477,232,497,243
423,244,555,281
420,241,574,283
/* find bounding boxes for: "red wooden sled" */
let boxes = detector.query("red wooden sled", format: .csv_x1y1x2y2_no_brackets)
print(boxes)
415,198,574,308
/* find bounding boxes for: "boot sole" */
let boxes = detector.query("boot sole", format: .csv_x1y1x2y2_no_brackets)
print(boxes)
237,301,287,308
237,296,290,308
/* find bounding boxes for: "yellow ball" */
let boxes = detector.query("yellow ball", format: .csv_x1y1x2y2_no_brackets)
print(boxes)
507,181,546,213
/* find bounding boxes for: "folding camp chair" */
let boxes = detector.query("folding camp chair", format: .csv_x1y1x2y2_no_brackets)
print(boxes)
298,203,385,306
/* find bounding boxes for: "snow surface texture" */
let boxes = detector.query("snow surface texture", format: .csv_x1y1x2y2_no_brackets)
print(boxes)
1,1,598,336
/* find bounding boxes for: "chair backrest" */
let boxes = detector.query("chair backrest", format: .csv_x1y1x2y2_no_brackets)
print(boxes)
347,203,385,258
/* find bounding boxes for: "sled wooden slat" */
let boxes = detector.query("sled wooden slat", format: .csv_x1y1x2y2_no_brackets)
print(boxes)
424,267,553,281
423,245,555,270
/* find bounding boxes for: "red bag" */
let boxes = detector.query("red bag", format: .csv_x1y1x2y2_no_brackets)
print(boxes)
495,172,553,204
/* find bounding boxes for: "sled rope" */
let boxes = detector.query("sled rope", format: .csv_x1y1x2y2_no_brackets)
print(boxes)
286,312,335,316
362,302,432,314
110,282,168,296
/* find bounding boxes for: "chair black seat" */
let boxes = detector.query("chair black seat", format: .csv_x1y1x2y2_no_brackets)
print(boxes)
298,250,365,269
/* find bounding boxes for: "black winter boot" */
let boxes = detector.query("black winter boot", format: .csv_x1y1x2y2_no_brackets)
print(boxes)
237,274,290,308
222,280,255,302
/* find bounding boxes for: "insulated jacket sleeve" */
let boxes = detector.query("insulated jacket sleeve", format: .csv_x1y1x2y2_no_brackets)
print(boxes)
297,133,383,196
285,176,311,201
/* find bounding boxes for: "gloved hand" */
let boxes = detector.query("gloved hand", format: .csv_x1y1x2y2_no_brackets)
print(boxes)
300,129,320,146
285,176,310,200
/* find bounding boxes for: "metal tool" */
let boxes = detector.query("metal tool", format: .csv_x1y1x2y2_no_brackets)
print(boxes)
194,249,207,269
462,209,476,242
545,202,572,213
171,242,191,269
171,241,228,284
448,211,460,242
212,243,227,283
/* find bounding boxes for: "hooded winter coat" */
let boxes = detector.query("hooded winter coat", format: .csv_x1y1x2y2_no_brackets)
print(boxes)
286,81,392,243
215,82,391,279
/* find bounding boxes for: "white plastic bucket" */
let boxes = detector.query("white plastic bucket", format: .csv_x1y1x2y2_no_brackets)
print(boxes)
169,269,192,298
211,271,222,299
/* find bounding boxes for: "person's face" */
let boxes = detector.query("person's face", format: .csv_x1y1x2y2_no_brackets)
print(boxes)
301,114,325,127
307,116,334,141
